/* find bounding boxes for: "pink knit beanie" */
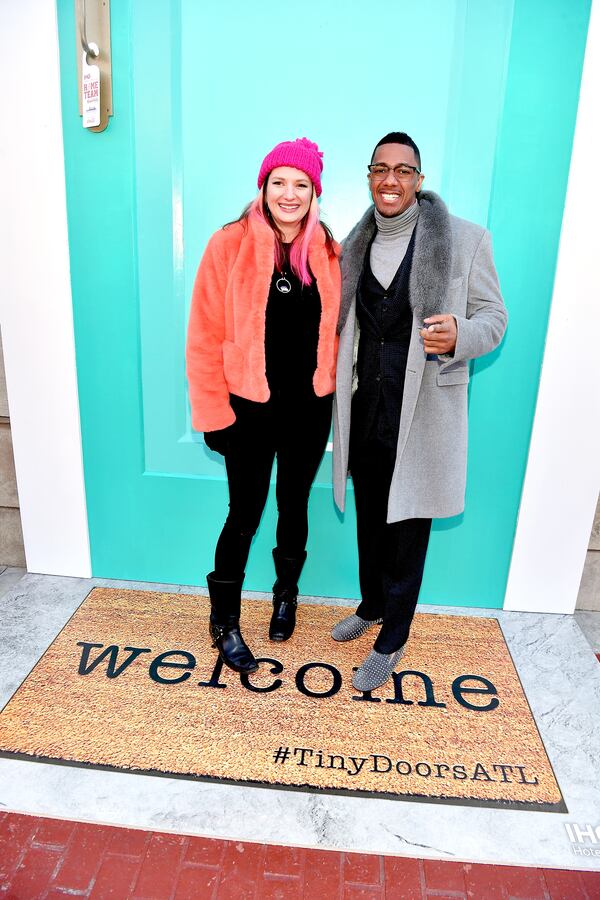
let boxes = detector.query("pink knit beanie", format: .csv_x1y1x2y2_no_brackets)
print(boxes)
257,137,324,197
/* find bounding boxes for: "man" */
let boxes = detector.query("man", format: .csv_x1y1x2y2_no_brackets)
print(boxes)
332,132,507,691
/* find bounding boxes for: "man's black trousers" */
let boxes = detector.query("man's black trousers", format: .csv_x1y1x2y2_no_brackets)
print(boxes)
214,392,333,579
351,440,432,654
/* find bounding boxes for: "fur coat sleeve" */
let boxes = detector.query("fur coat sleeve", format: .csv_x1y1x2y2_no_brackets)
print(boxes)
186,231,236,432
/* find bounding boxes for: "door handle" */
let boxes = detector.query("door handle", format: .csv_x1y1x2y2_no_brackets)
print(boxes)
75,0,113,132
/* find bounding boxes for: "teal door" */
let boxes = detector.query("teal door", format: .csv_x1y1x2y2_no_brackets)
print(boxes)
57,0,590,604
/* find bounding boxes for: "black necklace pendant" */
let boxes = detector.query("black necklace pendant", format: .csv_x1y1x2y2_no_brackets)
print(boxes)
276,274,292,294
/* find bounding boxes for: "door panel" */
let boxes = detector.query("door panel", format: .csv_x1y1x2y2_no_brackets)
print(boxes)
136,0,514,479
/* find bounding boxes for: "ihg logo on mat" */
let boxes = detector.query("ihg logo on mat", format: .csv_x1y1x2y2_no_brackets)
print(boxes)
75,640,500,711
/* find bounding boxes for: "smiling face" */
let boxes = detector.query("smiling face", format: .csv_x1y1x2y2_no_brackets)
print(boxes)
265,166,313,239
368,142,425,217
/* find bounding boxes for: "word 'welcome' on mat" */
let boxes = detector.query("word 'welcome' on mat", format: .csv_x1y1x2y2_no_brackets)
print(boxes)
0,588,564,811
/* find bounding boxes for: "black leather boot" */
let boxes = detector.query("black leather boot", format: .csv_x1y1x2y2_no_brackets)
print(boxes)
207,572,258,673
269,549,307,642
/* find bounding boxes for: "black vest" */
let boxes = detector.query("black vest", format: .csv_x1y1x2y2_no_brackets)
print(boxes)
351,231,415,449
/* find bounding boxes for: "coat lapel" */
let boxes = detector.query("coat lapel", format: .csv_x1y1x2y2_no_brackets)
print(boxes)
408,191,452,320
393,312,427,467
395,193,452,464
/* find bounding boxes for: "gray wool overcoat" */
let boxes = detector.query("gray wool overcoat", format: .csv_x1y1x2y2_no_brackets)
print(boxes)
332,191,508,523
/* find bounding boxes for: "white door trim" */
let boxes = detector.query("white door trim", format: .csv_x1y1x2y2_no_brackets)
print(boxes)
504,0,600,613
0,0,91,577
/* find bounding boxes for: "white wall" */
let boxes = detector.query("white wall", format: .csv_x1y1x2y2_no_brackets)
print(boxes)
504,0,600,612
0,1,91,576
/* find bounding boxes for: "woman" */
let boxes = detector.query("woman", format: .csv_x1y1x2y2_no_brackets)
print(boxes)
186,138,341,675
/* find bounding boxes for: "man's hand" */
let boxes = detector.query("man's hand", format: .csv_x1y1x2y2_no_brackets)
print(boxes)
420,314,457,356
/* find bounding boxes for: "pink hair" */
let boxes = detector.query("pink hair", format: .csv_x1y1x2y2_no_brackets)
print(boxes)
249,189,321,287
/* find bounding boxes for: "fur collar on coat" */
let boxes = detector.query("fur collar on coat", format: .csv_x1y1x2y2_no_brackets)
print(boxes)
337,191,452,333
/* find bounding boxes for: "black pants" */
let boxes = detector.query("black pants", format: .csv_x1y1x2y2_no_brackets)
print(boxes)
214,391,333,579
351,440,432,654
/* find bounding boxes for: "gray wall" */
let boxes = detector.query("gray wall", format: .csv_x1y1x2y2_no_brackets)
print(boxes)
576,495,600,611
0,332,26,567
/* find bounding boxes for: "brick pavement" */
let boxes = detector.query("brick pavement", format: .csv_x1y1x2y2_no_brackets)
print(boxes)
0,812,599,899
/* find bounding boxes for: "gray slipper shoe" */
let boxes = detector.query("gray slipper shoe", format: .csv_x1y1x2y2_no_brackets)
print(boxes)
352,646,406,692
331,613,383,642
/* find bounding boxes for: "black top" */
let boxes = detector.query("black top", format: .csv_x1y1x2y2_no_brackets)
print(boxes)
264,248,322,396
351,230,416,450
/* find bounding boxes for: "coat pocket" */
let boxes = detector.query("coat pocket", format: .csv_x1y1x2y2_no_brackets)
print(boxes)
222,340,244,383
436,361,470,386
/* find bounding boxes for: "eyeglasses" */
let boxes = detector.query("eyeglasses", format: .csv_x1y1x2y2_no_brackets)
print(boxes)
367,163,421,180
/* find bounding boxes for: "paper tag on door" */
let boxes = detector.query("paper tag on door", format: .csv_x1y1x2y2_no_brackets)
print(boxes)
82,51,100,128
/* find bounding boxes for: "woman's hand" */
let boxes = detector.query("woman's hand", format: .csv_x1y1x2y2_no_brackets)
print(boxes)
204,424,237,456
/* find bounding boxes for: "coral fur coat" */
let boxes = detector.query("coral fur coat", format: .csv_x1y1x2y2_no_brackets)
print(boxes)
186,215,341,432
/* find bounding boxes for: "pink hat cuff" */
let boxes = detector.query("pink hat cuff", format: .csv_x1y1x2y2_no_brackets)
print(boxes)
257,137,324,197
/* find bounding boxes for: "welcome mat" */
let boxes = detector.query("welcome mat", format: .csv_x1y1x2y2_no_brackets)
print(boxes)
0,588,565,811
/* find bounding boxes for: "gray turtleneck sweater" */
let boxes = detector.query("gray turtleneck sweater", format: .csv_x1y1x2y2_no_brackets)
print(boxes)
370,201,420,290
